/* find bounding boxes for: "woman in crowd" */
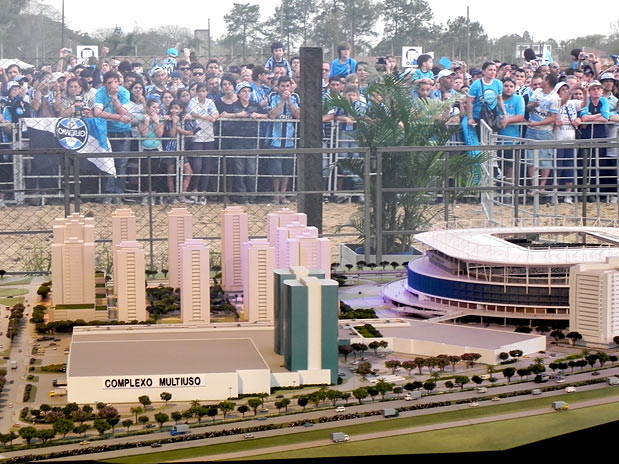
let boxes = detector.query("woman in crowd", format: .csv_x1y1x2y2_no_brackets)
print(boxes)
554,81,588,204
466,61,507,136
55,77,92,118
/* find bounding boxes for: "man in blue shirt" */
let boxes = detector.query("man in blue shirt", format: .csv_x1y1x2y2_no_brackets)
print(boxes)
498,77,525,196
93,71,132,202
266,76,300,203
264,41,292,77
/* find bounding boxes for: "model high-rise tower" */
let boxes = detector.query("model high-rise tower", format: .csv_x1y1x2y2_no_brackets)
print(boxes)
275,222,318,269
111,209,137,294
168,208,193,288
241,239,276,322
116,241,147,322
180,239,210,324
279,269,339,384
51,213,96,305
287,232,331,279
267,208,307,259
221,206,248,292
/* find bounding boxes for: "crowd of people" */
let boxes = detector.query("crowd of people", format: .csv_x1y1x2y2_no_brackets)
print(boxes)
0,41,617,207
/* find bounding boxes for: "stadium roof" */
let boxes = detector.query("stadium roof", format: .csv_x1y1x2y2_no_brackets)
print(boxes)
414,226,619,266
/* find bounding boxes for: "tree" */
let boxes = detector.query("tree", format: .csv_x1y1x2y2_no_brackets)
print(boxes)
402,360,416,376
586,354,599,368
53,418,74,439
154,412,169,429
138,415,150,428
448,355,461,371
122,419,133,431
356,361,372,377
221,3,262,60
138,395,151,409
18,426,37,445
515,326,533,334
73,424,89,437
550,330,565,343
517,368,530,380
596,352,610,368
218,401,235,419
72,409,90,425
375,379,393,399
423,380,436,393
339,345,353,362
405,381,423,391
486,364,497,379
237,404,250,417
385,359,401,374
107,416,120,433
369,341,380,356
566,332,583,347
207,406,218,423
93,419,111,435
414,357,426,374
351,387,368,404
424,357,437,373
378,0,434,55
160,392,172,406
326,389,342,406
0,270,5,279
367,386,379,401
36,428,56,444
130,406,143,423
435,356,449,372
195,406,209,423
503,367,516,383
499,352,509,362
509,350,523,360
454,375,470,390
471,375,483,385
297,396,309,410
536,326,551,335
248,398,262,415
279,398,291,412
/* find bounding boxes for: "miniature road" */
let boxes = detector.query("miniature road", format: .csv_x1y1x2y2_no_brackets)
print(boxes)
44,394,619,462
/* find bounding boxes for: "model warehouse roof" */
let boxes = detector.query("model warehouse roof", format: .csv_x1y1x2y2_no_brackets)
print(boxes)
414,226,619,266
69,329,270,377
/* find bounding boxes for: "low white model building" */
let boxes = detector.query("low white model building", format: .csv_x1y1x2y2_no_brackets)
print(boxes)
570,256,619,346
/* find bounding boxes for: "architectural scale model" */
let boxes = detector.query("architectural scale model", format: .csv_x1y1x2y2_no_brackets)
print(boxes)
167,208,193,289
115,241,147,322
180,239,211,324
221,206,248,292
241,238,276,323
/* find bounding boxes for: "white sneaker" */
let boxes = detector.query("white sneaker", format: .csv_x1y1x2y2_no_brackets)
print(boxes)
563,196,573,205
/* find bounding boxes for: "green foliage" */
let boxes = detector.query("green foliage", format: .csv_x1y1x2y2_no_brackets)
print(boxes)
326,72,481,253
354,324,382,338
339,301,377,319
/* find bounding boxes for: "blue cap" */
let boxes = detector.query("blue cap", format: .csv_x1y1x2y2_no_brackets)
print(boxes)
167,48,179,57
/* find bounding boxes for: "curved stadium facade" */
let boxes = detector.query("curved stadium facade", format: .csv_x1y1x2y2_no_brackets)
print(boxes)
386,226,619,319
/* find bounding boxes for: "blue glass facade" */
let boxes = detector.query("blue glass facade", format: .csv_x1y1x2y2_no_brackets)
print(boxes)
408,267,569,307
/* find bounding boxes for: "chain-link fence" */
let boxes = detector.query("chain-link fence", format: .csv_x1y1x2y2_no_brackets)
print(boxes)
0,117,618,274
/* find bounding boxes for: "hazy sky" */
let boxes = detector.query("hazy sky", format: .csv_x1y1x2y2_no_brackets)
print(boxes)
42,0,615,44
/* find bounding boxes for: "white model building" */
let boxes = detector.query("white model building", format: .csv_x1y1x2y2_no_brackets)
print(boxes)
267,208,307,247
275,222,318,269
221,206,248,293
168,208,193,289
180,239,211,324
288,232,332,279
570,256,619,346
115,241,147,322
111,209,137,294
51,213,96,305
241,239,275,322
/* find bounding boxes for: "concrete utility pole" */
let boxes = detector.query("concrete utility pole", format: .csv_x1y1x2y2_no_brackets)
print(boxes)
297,47,323,233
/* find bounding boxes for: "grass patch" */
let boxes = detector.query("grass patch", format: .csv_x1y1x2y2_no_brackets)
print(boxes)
0,288,28,297
0,297,25,306
248,402,619,459
55,304,94,310
0,277,32,286
24,385,37,403
103,388,619,464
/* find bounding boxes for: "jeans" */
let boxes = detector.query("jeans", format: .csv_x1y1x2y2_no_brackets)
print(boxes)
104,131,132,194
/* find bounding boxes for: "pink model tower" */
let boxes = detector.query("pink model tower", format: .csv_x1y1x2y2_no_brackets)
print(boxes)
51,213,96,305
115,241,147,322
180,239,210,324
111,209,137,294
168,208,193,289
221,206,248,292
288,232,332,278
241,239,276,322
267,208,307,247
276,222,318,269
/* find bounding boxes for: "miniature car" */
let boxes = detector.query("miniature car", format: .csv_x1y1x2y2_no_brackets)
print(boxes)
335,406,346,412
565,386,576,392
592,371,601,376
303,422,314,427
244,433,254,439
491,397,501,402
469,402,480,407
79,441,90,445
150,443,162,448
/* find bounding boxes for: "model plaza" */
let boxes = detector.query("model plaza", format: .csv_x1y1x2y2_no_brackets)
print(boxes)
63,207,338,402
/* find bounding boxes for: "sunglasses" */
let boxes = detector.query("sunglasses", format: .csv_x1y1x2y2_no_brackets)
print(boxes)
179,67,190,71
193,72,204,76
